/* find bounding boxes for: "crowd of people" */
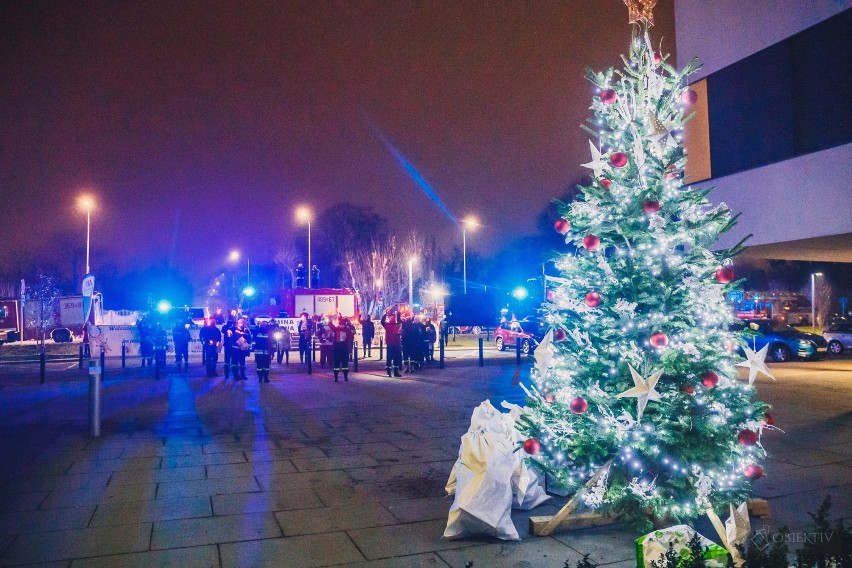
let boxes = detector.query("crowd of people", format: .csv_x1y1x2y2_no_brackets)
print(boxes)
134,307,443,383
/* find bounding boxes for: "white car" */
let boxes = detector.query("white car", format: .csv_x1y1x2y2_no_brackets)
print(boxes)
824,323,852,355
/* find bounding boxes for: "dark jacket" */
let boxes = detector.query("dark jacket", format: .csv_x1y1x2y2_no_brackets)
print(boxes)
361,319,375,342
199,325,222,346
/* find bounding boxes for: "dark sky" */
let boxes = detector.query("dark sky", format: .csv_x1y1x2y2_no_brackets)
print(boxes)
1,1,675,280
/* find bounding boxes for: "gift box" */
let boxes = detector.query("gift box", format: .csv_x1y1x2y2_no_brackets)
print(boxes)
636,525,729,568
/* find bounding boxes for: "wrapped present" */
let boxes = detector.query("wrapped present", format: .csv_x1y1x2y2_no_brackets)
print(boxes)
636,525,729,568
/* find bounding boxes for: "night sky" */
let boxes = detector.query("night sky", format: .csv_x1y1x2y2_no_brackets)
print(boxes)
1,1,675,282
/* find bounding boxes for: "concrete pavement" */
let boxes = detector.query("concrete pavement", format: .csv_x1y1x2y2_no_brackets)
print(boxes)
0,353,849,567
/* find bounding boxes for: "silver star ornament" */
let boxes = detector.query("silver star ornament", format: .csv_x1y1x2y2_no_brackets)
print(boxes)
736,344,775,385
616,365,663,422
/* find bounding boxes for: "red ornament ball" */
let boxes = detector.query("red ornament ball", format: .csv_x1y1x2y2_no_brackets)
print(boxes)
546,289,556,302
681,89,698,105
715,267,735,283
701,371,719,388
649,331,669,348
600,89,617,104
554,218,571,234
610,152,628,168
763,413,775,426
665,170,680,180
523,438,541,455
553,329,567,342
682,384,695,395
642,200,661,214
653,53,662,65
544,394,556,403
744,464,763,480
585,291,602,307
738,429,759,446
583,234,600,251
570,397,589,414
600,178,612,190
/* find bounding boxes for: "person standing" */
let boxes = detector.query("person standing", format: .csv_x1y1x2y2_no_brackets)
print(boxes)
172,318,192,372
276,323,292,365
424,318,437,362
297,312,313,364
199,318,222,377
137,317,153,368
221,318,236,379
231,318,252,380
360,315,374,358
153,323,168,369
254,321,271,383
329,316,350,382
381,309,402,377
318,320,333,368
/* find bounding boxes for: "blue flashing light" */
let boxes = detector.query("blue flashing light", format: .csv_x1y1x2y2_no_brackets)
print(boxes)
156,300,172,314
242,285,256,298
512,287,529,300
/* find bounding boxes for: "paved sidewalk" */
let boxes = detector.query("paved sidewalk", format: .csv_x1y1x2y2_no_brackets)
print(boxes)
0,356,849,567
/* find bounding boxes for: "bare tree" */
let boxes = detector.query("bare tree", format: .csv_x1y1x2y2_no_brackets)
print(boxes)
273,244,301,288
341,231,436,318
814,280,834,329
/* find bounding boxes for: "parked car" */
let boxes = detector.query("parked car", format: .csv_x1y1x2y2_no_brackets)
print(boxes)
732,319,827,362
824,322,852,355
495,319,546,354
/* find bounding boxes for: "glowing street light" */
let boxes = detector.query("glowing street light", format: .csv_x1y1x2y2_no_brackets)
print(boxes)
811,272,823,329
77,194,96,274
512,286,529,301
157,300,172,314
462,216,479,294
228,249,241,263
295,206,313,289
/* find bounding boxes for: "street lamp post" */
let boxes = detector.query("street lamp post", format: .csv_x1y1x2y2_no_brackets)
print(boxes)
408,257,417,306
296,207,313,289
78,195,95,274
462,216,479,294
811,272,823,328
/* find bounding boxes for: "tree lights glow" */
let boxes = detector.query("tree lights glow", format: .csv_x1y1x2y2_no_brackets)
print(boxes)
516,28,771,529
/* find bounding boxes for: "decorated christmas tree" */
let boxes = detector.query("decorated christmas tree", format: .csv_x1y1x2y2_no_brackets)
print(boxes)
517,17,776,529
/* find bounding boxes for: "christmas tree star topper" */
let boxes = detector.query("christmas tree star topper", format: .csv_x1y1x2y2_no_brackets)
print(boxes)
736,344,775,385
616,365,663,422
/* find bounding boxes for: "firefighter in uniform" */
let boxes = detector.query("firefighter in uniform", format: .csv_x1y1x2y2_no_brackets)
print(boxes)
231,318,252,380
381,310,403,377
199,318,222,377
221,319,236,379
254,321,271,383
172,318,192,372
329,316,350,382
152,323,168,369
297,313,313,364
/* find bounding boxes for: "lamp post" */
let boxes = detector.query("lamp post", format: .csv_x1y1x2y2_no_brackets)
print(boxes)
462,216,479,294
78,195,95,274
811,272,823,329
408,257,417,306
296,206,313,289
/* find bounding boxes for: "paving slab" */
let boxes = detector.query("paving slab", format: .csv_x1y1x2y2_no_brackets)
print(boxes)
151,511,281,549
67,457,162,473
347,519,478,560
108,465,206,485
274,502,398,535
255,470,352,491
0,523,151,566
0,506,94,536
70,544,219,568
550,525,637,566
155,476,260,499
161,451,246,467
436,537,580,568
326,553,451,568
38,483,157,509
382,497,454,524
89,495,212,526
0,493,48,514
219,531,364,567
205,460,297,478
212,489,325,516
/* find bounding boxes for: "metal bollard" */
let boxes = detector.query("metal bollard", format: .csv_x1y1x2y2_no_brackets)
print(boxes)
439,334,445,369
79,345,84,369
306,343,313,375
39,349,46,384
121,341,126,368
379,338,383,361
353,342,359,372
88,359,102,437
312,339,316,363
478,337,484,367
155,355,161,380
516,337,522,366
100,348,106,382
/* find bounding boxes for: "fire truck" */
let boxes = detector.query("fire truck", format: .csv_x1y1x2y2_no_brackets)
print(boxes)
0,298,22,344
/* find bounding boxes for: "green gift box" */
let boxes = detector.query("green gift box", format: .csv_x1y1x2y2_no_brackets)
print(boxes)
636,525,729,568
